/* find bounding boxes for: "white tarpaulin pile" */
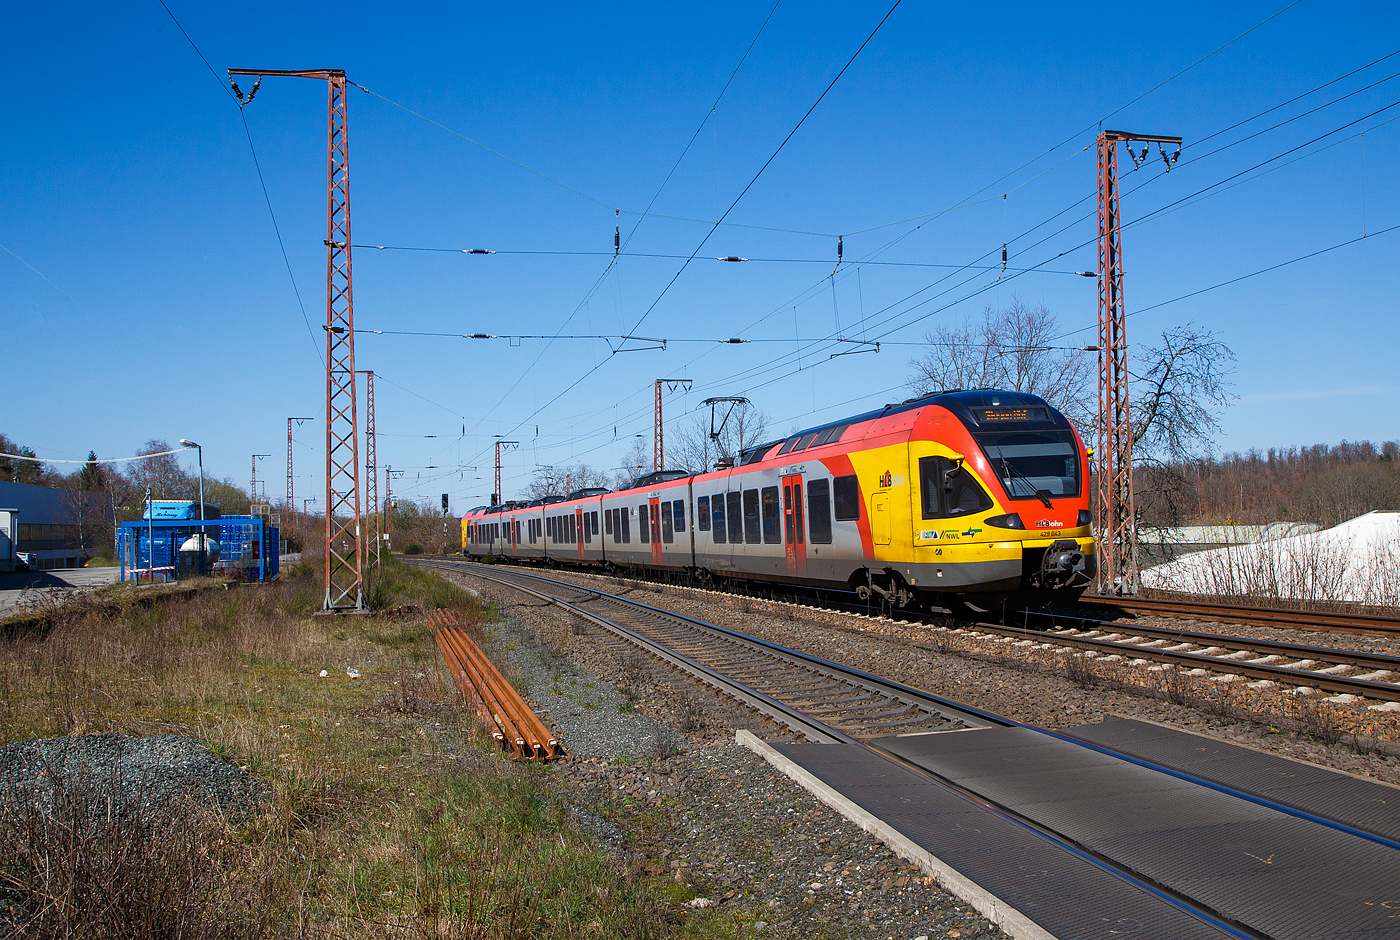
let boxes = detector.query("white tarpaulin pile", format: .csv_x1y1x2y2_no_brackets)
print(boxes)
1141,510,1400,606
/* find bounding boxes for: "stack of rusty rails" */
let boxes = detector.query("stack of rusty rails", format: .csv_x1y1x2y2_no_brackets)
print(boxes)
429,609,565,761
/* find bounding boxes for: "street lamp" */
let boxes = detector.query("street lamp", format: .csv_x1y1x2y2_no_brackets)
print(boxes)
179,439,206,574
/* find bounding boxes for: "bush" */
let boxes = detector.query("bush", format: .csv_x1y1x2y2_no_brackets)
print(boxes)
403,543,424,556
0,783,257,939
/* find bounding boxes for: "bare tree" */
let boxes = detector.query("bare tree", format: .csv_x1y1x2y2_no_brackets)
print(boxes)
611,438,651,490
907,299,1095,428
669,403,771,473
1130,323,1236,463
58,478,113,562
522,463,612,499
126,439,192,501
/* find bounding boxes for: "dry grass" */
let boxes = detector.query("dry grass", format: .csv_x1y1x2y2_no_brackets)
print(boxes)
0,556,673,939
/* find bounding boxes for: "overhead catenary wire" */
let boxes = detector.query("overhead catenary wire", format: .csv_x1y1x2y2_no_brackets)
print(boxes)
350,242,1094,274
1,446,193,465
394,12,1377,498
635,96,1399,410
155,0,322,365
473,68,1400,470
444,0,787,451
1052,221,1400,342
834,0,1307,239
393,0,1340,470
459,0,903,474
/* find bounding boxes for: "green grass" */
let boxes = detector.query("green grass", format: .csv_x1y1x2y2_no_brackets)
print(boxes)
0,562,683,939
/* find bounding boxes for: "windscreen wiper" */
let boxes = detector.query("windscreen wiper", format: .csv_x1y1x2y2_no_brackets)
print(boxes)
999,457,1054,509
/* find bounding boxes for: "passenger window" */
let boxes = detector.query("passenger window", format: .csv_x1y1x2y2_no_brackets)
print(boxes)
790,432,819,453
726,492,743,544
592,511,599,535
605,511,613,536
674,500,685,535
621,508,630,543
712,494,727,542
697,496,710,531
761,486,780,543
776,435,801,456
661,505,673,543
833,475,860,521
639,505,649,543
583,515,591,543
743,489,761,544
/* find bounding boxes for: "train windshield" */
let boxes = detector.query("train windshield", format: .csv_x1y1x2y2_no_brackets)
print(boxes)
974,429,1081,500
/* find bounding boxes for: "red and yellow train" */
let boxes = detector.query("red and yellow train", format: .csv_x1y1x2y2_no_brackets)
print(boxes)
461,390,1095,611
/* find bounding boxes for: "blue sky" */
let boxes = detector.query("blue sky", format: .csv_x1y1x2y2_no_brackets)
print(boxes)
3,1,1397,508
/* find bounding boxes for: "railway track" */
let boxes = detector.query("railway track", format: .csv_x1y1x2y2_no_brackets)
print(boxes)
416,557,1400,940
422,559,1006,742
1077,594,1400,638
429,555,1400,705
962,614,1400,703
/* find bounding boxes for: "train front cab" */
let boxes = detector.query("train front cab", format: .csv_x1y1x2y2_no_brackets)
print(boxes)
859,393,1096,609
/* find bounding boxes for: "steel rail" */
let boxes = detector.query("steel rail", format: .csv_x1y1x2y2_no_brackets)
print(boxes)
416,559,1281,939
428,555,1400,703
439,564,852,743
958,620,1400,702
1027,609,1400,672
429,609,564,759
495,566,1009,729
578,592,992,725
1078,594,1400,637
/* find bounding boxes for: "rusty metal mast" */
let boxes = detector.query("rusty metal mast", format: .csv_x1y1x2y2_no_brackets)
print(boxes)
1096,129,1180,596
251,455,269,504
653,379,692,471
360,371,378,568
230,67,364,610
286,417,312,534
493,440,519,505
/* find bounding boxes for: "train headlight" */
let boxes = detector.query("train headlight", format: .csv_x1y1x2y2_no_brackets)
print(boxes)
1077,510,1092,527
983,513,1025,530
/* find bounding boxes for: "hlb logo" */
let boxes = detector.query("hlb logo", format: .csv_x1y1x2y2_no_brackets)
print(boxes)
878,470,906,488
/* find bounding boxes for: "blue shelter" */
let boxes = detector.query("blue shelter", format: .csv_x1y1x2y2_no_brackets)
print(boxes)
118,511,279,583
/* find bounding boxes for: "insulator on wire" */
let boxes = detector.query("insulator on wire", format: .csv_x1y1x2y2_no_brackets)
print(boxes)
615,226,620,257
837,235,843,264
1001,244,1007,272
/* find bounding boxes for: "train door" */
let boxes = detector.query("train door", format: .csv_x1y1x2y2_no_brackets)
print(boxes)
648,497,662,566
782,474,807,577
575,508,585,561
872,492,891,546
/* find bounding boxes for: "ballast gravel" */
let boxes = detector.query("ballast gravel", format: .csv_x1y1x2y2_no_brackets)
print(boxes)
437,561,1400,938
457,569,1006,940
